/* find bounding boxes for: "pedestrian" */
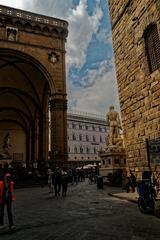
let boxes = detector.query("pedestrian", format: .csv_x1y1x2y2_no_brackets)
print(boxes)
126,170,136,193
61,170,69,197
0,173,16,230
52,167,62,196
129,171,136,192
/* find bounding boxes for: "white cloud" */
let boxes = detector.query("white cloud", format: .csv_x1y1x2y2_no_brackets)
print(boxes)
0,0,24,8
96,28,112,43
23,0,73,19
5,0,103,71
66,0,103,68
0,0,120,115
68,60,120,115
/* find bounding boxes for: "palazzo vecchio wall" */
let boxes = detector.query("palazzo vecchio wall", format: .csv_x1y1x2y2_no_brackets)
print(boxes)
108,0,160,171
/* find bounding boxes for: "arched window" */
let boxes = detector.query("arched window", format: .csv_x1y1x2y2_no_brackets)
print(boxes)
86,135,89,141
86,147,90,154
74,146,77,153
80,146,83,153
73,134,76,140
79,134,82,141
144,24,160,73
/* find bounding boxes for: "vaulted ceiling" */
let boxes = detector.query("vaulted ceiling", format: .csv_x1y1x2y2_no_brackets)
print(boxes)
0,50,50,132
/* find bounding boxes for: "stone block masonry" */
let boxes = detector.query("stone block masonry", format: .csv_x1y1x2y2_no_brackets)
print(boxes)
108,0,160,171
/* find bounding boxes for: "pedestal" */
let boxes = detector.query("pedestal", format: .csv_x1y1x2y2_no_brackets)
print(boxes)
99,145,126,185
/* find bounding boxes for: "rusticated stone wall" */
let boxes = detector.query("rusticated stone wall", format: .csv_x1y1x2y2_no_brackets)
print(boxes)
108,0,160,170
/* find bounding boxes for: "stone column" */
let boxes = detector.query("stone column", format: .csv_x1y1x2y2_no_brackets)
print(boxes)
31,126,35,166
34,116,39,163
50,95,68,167
38,113,45,166
36,112,49,167
26,128,32,168
42,113,49,166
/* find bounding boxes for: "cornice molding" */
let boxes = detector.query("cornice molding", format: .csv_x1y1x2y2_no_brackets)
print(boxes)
0,5,68,39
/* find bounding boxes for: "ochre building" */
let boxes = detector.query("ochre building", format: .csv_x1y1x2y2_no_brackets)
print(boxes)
108,0,160,171
0,5,68,167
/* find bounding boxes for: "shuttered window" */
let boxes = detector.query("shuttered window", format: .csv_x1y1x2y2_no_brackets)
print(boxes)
145,24,160,73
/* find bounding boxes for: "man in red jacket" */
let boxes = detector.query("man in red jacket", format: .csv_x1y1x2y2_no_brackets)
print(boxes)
0,173,15,230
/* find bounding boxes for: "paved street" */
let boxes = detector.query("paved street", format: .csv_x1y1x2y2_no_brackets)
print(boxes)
1,181,160,240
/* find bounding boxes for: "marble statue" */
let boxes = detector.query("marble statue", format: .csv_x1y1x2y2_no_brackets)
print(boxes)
106,106,122,146
8,29,16,41
0,133,12,159
3,132,11,153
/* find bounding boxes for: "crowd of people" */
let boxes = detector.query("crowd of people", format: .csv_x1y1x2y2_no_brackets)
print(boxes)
0,162,99,231
47,166,99,197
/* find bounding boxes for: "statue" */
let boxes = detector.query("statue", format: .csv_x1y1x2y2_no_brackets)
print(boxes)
106,106,122,146
3,133,11,156
7,29,16,41
48,52,58,63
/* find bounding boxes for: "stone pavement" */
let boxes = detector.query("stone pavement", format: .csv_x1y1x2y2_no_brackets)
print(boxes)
1,181,160,240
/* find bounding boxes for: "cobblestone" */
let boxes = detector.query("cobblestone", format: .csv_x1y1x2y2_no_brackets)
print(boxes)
0,181,160,240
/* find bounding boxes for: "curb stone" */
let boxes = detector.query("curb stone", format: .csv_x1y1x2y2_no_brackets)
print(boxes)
108,193,138,204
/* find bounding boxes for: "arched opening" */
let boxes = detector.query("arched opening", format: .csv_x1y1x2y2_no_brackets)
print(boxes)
0,49,53,168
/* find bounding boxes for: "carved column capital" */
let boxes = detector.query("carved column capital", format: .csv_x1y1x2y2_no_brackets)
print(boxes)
49,99,67,111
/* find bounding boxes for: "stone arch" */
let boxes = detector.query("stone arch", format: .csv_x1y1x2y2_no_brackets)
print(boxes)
135,12,160,74
15,20,23,28
25,22,33,31
5,17,14,26
34,24,42,32
139,12,159,38
43,26,50,34
0,48,55,167
0,48,55,93
0,5,68,168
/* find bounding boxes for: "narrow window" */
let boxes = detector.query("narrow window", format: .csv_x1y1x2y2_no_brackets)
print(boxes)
144,24,160,73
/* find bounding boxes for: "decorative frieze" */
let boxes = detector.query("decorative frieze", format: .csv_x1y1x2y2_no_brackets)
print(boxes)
0,5,68,39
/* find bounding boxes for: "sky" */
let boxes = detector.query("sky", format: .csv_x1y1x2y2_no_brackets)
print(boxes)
0,0,120,116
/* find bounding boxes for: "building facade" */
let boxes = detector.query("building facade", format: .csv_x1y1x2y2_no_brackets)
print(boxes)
108,0,160,171
67,112,107,167
0,5,68,168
